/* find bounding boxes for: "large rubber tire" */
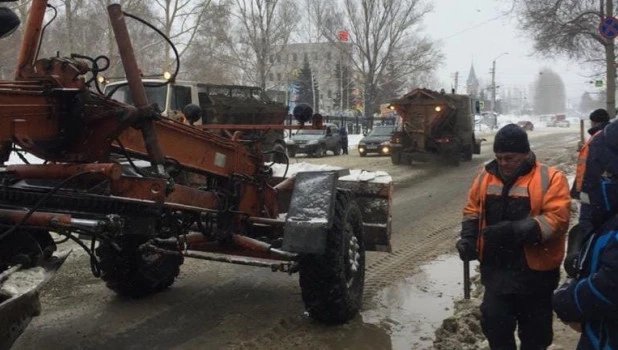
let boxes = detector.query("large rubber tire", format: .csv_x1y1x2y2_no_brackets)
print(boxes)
0,229,54,272
298,191,365,324
97,236,183,298
391,151,401,164
463,145,473,162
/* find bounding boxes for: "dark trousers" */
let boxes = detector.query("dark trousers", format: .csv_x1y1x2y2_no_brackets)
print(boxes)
480,290,553,350
341,138,348,154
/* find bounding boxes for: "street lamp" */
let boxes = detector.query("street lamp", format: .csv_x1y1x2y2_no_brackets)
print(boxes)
491,52,508,128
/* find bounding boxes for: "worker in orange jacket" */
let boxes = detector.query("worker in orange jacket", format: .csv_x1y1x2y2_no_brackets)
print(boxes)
565,108,611,277
456,124,571,350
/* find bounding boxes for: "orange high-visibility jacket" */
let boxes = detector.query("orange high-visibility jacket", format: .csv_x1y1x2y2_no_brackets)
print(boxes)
463,163,571,271
574,130,602,196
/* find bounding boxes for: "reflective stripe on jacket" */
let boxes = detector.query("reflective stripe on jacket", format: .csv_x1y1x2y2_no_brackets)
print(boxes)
463,162,571,271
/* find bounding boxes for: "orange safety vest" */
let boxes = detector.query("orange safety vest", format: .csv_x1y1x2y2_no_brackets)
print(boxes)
463,163,571,271
574,130,602,195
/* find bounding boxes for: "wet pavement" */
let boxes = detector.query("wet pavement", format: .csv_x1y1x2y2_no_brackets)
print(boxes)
362,255,478,350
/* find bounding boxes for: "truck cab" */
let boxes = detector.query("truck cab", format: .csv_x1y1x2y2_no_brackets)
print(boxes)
104,80,289,162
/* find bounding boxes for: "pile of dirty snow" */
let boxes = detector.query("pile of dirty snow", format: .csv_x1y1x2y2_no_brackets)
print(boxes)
433,273,487,350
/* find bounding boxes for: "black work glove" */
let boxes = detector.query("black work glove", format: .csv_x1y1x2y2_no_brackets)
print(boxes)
564,224,587,278
483,218,541,247
511,217,542,244
482,221,514,247
456,238,478,261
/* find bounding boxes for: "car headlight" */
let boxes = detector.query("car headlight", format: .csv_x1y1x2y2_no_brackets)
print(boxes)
307,140,319,145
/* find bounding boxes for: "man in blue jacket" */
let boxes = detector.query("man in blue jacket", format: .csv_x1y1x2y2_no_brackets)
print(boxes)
553,118,618,349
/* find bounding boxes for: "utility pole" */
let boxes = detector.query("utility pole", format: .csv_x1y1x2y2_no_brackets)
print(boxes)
453,71,459,93
490,52,508,129
491,60,496,113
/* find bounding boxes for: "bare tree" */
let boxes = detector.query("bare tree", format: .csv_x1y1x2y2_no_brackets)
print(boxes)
320,0,442,122
219,0,298,89
152,0,216,74
297,0,328,43
180,1,235,82
514,0,616,116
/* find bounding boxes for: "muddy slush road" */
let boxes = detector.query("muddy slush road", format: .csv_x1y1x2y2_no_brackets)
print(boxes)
13,128,580,350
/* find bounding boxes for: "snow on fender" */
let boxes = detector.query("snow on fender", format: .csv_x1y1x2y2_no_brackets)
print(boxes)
270,162,393,252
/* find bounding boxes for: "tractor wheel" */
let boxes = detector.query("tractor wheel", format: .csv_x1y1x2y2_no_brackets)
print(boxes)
97,236,183,298
463,145,473,162
0,229,55,273
391,151,401,164
298,191,365,324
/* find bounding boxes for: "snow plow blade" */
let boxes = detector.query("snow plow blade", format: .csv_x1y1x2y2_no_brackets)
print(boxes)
273,169,392,253
0,251,70,350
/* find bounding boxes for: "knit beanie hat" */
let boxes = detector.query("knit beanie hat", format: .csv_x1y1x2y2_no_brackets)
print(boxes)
589,108,610,123
493,124,530,154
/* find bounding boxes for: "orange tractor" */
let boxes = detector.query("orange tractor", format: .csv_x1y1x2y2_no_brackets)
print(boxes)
0,1,392,347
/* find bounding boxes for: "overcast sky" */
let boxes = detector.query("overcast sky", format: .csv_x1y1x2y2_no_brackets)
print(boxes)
423,0,603,106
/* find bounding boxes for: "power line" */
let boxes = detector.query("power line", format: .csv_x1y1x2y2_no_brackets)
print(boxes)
438,6,514,41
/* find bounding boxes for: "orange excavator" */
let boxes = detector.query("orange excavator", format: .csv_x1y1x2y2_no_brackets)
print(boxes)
0,1,392,347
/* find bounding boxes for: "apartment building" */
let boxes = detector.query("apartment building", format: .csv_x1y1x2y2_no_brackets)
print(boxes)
268,42,353,115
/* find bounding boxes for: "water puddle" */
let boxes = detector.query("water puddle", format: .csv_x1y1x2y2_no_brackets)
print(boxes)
361,254,478,349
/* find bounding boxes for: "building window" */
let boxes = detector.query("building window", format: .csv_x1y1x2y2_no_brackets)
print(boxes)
276,55,281,63
269,73,274,81
304,52,308,61
312,52,318,60
269,55,274,63
277,73,282,81
326,51,332,60
292,53,297,62
327,90,332,98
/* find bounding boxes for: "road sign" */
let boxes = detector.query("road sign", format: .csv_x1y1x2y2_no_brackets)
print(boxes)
595,80,604,88
599,16,618,40
337,30,349,42
479,101,485,109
